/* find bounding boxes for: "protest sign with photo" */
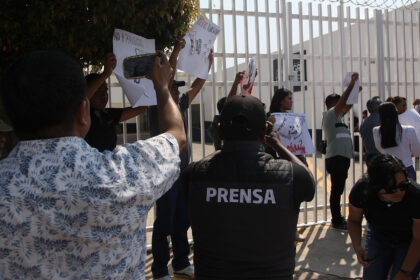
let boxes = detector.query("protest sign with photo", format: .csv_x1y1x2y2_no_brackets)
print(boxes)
177,15,221,79
113,28,157,107
240,57,257,95
272,113,315,155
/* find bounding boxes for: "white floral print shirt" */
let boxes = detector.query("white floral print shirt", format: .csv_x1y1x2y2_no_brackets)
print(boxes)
0,133,180,279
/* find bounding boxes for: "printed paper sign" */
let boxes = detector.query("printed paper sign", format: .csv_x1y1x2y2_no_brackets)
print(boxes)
240,57,257,95
177,15,221,79
113,28,157,107
272,113,315,155
343,72,360,105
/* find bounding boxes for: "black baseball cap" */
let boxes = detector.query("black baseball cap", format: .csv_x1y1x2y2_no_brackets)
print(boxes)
220,94,266,140
173,80,185,87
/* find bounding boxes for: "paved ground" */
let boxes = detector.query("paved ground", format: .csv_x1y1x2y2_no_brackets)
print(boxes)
144,224,364,279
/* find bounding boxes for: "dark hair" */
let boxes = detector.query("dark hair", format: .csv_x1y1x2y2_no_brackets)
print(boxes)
220,95,266,141
366,96,382,113
387,96,406,106
378,102,401,148
217,97,227,114
367,154,407,192
325,93,341,109
1,50,86,139
85,73,101,85
269,88,292,113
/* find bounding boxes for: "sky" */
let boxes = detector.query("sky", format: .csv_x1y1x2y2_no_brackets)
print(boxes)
197,0,414,68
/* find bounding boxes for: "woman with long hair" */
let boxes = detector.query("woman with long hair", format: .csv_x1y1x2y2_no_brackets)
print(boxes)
267,88,312,241
348,154,420,279
267,88,309,165
373,102,420,180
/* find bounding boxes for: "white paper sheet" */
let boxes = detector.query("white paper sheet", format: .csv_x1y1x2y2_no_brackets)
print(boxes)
240,57,257,95
177,15,221,79
113,28,157,107
342,72,360,105
272,113,315,155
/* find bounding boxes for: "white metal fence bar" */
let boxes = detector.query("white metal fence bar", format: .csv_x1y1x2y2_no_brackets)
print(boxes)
308,2,318,223
394,10,400,95
255,0,263,100
265,0,273,101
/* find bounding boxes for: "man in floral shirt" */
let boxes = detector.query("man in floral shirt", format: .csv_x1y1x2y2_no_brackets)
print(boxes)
0,50,186,279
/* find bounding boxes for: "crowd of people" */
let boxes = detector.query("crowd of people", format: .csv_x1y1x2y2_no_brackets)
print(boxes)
0,37,419,280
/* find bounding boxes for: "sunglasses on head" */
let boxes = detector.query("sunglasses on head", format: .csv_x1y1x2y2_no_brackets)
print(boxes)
383,181,410,194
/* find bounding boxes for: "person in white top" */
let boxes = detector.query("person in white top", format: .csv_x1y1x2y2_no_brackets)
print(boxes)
373,102,420,180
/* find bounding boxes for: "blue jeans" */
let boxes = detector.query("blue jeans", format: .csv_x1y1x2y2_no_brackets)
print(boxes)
363,226,420,279
151,178,191,278
406,165,416,181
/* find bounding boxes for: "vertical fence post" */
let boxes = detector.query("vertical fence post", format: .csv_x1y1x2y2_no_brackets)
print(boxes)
375,10,386,100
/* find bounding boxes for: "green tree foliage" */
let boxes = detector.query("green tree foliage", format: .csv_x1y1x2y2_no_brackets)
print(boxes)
0,0,199,72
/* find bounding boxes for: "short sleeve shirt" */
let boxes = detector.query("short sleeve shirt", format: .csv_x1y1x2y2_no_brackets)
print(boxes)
0,133,180,279
349,179,420,243
322,108,353,159
85,108,123,152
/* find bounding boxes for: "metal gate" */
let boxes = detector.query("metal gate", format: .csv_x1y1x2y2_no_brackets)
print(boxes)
108,0,420,229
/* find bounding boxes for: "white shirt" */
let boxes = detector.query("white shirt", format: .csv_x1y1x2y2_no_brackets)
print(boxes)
373,125,420,167
399,109,420,139
0,133,180,279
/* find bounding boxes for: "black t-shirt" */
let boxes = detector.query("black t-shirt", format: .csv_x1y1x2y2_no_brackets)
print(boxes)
85,108,123,152
349,178,420,243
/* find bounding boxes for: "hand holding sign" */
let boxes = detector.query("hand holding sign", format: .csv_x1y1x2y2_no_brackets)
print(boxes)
241,57,257,95
151,51,173,92
343,72,361,105
264,121,282,149
103,53,117,78
113,28,157,107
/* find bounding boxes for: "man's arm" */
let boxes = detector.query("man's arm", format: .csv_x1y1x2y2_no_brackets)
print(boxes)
227,71,246,99
87,53,116,100
119,106,147,122
168,39,186,90
185,49,214,105
334,73,359,117
151,51,186,152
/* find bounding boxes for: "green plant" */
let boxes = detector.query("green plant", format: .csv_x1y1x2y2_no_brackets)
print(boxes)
0,0,199,73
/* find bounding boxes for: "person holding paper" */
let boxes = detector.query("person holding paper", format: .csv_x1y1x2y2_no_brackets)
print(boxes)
267,87,313,242
0,49,186,279
150,39,214,280
267,88,310,165
322,73,361,230
84,53,147,152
